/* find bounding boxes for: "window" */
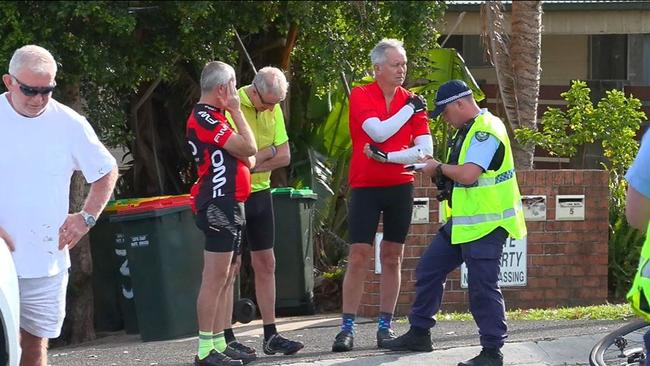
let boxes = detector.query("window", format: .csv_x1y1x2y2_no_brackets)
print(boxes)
590,34,627,80
440,35,491,68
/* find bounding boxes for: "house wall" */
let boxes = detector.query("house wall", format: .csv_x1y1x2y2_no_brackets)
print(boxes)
441,10,650,35
465,35,588,86
358,170,609,317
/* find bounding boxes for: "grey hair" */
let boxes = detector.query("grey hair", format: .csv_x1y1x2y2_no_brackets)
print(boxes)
8,45,57,76
200,61,235,94
253,66,289,100
370,38,406,66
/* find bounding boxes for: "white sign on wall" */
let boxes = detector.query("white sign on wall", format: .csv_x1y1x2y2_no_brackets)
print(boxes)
374,232,383,274
461,236,527,288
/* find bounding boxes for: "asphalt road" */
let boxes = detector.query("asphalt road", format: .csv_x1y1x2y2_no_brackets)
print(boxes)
48,315,628,366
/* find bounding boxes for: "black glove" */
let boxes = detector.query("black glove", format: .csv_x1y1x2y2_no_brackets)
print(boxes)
368,144,389,163
407,94,427,113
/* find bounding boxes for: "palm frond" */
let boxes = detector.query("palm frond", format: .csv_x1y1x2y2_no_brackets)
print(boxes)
480,1,519,127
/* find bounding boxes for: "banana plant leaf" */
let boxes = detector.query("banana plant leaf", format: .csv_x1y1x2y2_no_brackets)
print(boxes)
409,48,485,102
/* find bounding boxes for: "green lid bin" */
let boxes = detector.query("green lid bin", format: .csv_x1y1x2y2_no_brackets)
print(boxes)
271,187,317,315
110,195,203,341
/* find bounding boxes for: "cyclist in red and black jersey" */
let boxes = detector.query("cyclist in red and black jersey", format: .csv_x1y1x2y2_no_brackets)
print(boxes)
187,103,252,210
187,61,257,366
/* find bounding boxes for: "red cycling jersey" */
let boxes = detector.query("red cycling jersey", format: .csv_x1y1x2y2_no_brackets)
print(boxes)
348,82,430,188
186,104,251,211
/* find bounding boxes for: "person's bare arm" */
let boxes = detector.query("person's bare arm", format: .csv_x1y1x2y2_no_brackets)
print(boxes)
420,158,483,186
251,142,290,173
222,80,257,157
0,226,15,251
58,167,118,250
626,185,650,232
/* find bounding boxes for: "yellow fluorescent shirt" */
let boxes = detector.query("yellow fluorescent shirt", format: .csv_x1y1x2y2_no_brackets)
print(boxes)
225,86,289,192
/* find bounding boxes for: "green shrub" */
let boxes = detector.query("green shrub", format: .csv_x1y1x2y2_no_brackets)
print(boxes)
515,80,646,300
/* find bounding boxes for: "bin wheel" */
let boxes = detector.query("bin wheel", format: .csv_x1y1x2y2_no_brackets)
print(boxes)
233,298,257,324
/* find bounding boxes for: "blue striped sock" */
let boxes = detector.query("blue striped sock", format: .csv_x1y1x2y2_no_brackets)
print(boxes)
378,312,393,331
341,313,355,334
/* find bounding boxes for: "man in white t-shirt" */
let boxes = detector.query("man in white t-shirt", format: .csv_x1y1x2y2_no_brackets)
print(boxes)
0,45,118,366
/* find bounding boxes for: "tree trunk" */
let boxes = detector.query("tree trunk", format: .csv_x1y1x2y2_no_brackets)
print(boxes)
271,23,299,188
510,0,542,170
130,80,163,196
66,172,95,344
58,82,96,345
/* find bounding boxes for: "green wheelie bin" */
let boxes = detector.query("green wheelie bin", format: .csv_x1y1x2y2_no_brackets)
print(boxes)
271,188,318,315
110,195,204,342
90,199,141,334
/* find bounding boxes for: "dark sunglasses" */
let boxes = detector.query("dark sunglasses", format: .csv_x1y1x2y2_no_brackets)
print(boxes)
11,74,56,97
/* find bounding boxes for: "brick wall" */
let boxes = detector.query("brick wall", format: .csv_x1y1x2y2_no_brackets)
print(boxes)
358,170,609,317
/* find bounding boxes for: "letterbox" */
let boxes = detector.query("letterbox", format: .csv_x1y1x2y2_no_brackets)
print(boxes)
412,198,430,224
555,195,585,221
522,195,546,221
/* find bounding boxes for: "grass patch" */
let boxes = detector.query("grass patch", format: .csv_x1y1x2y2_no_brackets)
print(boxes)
397,303,636,322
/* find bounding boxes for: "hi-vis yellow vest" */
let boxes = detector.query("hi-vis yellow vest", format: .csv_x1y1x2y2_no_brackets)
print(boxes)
627,224,650,320
444,111,527,244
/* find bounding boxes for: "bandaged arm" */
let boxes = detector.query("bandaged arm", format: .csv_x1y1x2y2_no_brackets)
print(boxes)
362,105,415,143
386,134,434,164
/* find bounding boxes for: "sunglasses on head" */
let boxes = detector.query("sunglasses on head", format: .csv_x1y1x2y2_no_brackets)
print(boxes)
11,74,56,97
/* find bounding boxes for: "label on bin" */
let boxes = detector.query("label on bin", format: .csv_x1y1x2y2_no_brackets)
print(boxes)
115,233,135,300
130,234,150,248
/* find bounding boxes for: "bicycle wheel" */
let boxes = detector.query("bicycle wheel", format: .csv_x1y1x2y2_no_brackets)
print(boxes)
590,319,650,366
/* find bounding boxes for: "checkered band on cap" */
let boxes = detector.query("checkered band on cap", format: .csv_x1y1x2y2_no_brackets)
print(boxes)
435,89,473,106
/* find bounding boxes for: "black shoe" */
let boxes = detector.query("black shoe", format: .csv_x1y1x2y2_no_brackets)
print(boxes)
331,330,354,352
194,350,244,366
382,327,433,352
376,328,396,348
228,341,256,355
263,333,304,355
224,341,257,364
457,348,504,366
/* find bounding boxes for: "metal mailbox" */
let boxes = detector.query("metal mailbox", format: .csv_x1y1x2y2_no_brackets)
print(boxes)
555,195,585,221
412,197,430,224
522,195,546,221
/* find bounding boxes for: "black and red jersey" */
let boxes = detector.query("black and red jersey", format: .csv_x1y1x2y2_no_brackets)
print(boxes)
186,103,251,211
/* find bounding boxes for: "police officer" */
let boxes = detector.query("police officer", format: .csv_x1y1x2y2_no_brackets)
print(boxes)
624,130,650,353
382,80,527,366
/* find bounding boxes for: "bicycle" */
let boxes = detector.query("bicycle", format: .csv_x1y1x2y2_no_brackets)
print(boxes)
590,319,649,366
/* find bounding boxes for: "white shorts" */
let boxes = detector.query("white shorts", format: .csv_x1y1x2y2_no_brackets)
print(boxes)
18,270,69,338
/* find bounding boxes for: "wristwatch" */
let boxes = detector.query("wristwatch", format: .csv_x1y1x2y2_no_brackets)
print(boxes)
80,210,97,229
436,163,444,178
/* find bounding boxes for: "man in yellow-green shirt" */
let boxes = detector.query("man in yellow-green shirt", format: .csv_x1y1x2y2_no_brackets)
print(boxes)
221,67,303,362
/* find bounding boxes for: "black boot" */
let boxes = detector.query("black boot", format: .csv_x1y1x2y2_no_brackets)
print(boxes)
381,326,433,352
457,348,503,366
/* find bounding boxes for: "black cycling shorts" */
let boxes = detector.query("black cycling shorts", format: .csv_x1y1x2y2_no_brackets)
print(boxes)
195,199,246,253
348,183,414,245
242,189,275,252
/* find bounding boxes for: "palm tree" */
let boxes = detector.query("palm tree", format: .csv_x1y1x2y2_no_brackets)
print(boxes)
481,1,543,170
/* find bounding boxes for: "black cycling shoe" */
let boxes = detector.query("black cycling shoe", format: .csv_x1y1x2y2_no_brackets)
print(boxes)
229,341,256,355
224,341,257,364
376,328,396,348
194,350,243,366
263,333,304,355
382,327,433,352
457,348,503,366
331,330,354,352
